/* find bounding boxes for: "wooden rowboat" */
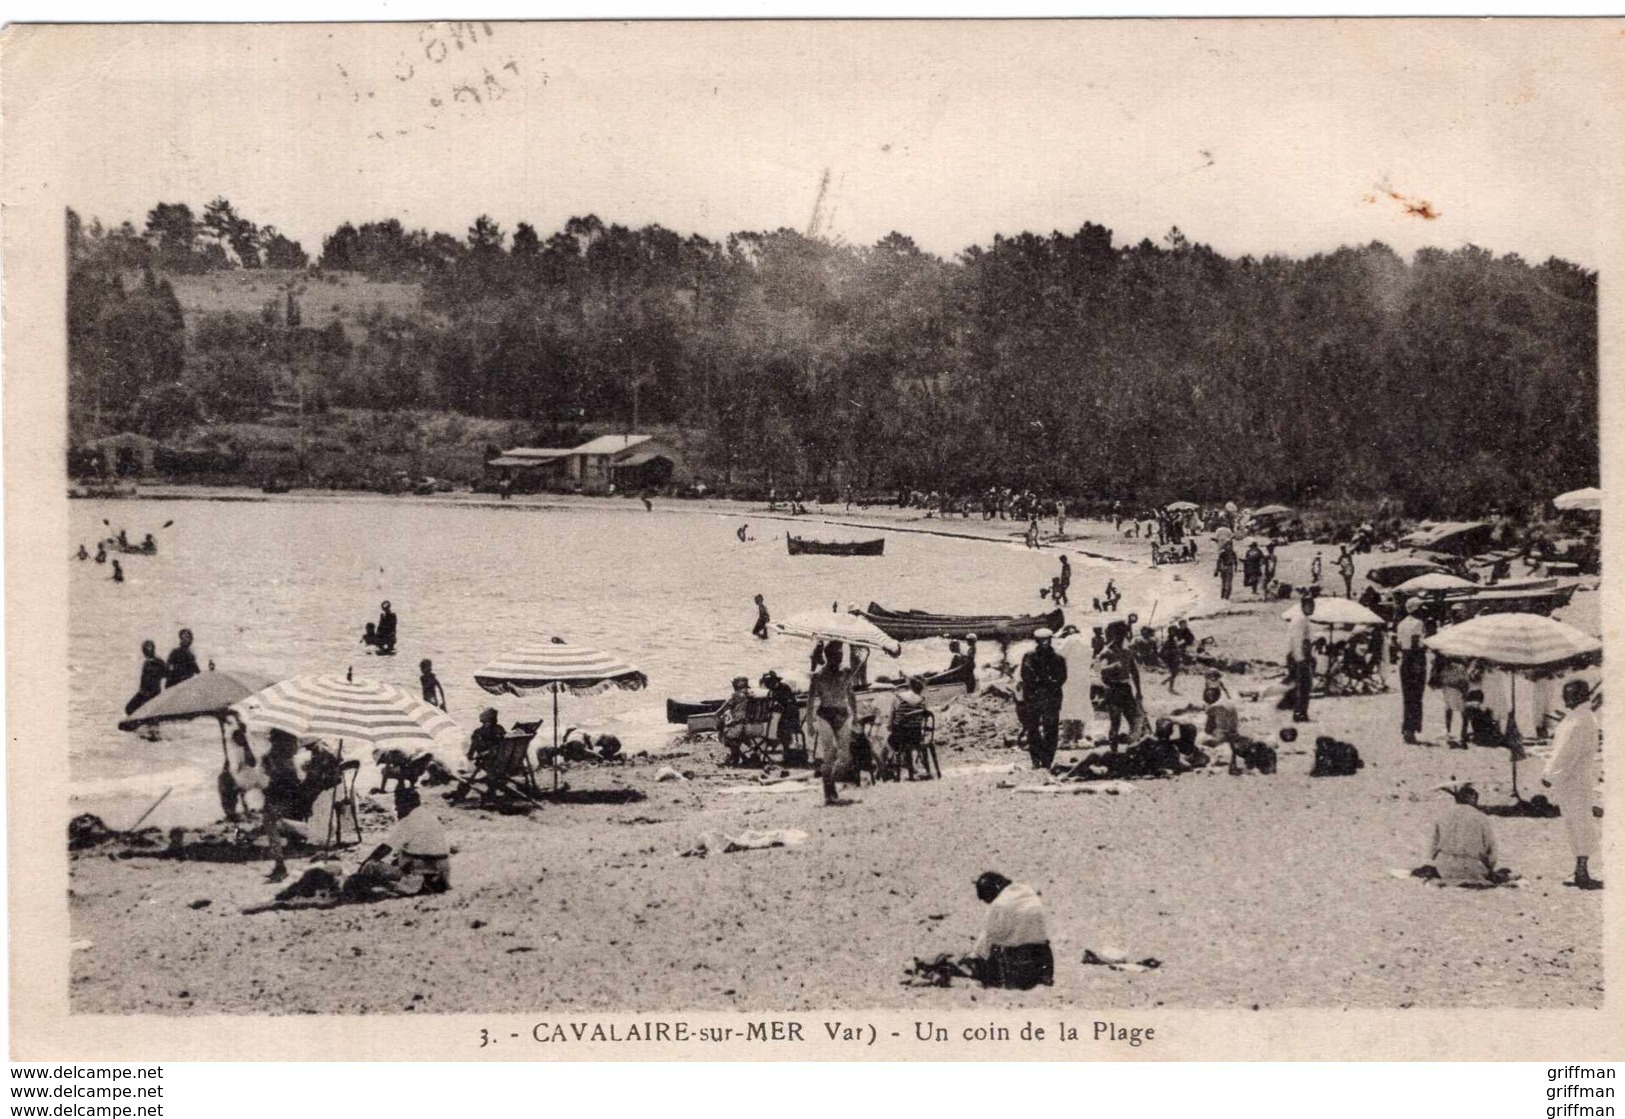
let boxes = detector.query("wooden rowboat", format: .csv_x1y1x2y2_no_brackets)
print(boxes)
860,603,1065,643
786,535,885,557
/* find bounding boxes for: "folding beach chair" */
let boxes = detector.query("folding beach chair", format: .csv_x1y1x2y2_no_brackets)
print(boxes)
723,693,778,768
888,704,940,779
463,730,541,808
323,758,364,848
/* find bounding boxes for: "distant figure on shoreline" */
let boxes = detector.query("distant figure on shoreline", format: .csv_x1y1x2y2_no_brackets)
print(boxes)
751,594,770,639
94,543,107,564
642,494,653,512
736,524,748,543
111,560,124,583
75,544,89,561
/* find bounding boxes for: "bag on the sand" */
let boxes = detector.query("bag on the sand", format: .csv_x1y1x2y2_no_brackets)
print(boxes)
1310,736,1364,777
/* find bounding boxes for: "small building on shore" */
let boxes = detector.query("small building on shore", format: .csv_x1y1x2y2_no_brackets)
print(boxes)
567,434,687,494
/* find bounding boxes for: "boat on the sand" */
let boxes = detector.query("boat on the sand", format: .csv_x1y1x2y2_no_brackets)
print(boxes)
859,603,1065,642
786,535,885,557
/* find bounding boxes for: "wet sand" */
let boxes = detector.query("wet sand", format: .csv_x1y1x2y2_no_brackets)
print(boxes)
68,507,1603,1013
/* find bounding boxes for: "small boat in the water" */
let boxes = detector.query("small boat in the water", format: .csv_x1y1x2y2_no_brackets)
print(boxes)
786,535,885,557
69,482,137,500
860,603,1065,642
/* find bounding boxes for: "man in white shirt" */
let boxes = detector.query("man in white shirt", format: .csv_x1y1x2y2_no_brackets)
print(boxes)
343,788,452,899
1543,680,1602,890
964,871,1054,989
1395,597,1429,744
1285,595,1316,722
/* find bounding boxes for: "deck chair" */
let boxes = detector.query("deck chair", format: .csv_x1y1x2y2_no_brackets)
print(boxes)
323,758,364,848
888,704,940,779
464,732,541,807
723,694,778,767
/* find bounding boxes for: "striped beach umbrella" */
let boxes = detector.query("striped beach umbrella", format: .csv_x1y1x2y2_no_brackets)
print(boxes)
473,640,648,789
235,674,463,753
1425,613,1601,668
473,640,648,698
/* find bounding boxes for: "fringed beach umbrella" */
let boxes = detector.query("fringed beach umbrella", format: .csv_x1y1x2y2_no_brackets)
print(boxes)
1425,613,1602,798
236,674,463,754
473,639,648,789
1553,487,1601,512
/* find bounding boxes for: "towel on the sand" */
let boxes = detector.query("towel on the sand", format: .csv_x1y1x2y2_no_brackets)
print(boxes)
1082,948,1163,972
1015,781,1135,796
716,779,812,796
680,828,809,857
1385,867,1526,888
903,954,974,988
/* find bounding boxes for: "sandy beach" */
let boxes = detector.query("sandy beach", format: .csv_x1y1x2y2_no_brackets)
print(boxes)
68,501,1603,1013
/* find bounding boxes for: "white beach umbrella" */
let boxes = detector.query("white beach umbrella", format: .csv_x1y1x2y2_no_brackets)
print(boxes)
773,610,903,656
1280,599,1383,627
1553,487,1601,512
1424,613,1601,668
236,674,462,753
1392,572,1476,594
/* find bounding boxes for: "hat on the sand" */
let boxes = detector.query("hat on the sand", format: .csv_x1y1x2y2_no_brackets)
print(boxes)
1034,628,1054,640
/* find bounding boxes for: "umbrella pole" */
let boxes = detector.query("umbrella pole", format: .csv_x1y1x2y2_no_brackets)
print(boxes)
553,689,560,793
1509,682,1520,801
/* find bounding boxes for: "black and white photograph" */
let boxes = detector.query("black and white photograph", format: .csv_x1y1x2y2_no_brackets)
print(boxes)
3,17,1619,1061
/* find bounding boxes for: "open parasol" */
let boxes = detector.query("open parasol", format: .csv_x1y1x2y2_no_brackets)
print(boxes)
473,639,649,789
1392,572,1476,594
1165,501,1199,512
775,610,902,656
1553,487,1601,512
119,668,278,734
1425,613,1602,797
235,673,462,754
1251,504,1293,518
1280,599,1382,627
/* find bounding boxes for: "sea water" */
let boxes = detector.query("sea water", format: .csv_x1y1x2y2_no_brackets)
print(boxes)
68,495,1151,827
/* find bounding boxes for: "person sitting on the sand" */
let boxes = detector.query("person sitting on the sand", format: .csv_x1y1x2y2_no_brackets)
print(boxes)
961,872,1054,990
1201,684,1243,768
717,676,754,765
342,788,452,900
372,747,435,794
1419,783,1507,886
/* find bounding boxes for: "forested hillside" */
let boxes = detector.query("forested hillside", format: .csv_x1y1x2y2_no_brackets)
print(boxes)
66,202,1597,512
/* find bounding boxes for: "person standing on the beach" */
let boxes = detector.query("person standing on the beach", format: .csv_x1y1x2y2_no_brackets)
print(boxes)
1056,624,1094,744
1214,541,1237,600
1020,628,1067,769
1263,541,1278,589
1542,680,1602,890
1094,621,1142,747
1058,555,1072,602
111,559,124,583
1396,597,1428,744
1285,595,1315,722
808,641,859,805
420,659,446,711
1310,552,1324,594
124,639,168,717
165,628,200,688
1056,501,1067,537
751,594,771,639
1242,542,1264,597
376,601,398,655
1336,546,1356,598
94,542,107,564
